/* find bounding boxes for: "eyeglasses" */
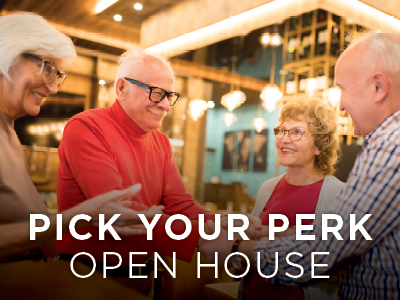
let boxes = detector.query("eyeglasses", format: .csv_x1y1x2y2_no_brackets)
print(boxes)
124,78,180,106
274,127,314,141
22,53,66,89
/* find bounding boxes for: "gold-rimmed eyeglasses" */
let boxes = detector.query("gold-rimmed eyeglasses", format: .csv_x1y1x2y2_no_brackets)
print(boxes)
22,53,66,89
274,127,314,141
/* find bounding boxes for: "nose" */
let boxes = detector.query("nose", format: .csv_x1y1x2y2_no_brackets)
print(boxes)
281,131,292,142
156,96,171,112
45,78,59,95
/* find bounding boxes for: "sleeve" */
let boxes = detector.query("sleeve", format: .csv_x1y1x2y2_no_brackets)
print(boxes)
60,119,214,262
254,136,400,285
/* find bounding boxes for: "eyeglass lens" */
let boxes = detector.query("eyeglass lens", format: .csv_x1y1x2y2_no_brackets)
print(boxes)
41,62,65,88
150,88,179,105
274,128,303,141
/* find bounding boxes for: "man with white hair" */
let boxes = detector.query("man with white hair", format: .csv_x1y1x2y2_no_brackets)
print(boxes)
199,33,400,300
56,49,214,296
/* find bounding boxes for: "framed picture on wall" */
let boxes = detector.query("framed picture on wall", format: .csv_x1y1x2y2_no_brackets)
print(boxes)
253,129,268,172
222,131,235,170
237,130,251,171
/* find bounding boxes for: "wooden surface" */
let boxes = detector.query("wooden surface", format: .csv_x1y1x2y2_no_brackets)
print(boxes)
0,260,146,300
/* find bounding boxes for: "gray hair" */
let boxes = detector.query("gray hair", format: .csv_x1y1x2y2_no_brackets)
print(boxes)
114,49,174,93
0,12,76,81
346,33,400,75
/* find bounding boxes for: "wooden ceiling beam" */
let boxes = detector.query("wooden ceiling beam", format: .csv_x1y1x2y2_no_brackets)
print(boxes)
170,58,268,91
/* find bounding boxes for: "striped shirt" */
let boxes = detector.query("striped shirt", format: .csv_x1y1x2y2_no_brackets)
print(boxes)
255,109,400,300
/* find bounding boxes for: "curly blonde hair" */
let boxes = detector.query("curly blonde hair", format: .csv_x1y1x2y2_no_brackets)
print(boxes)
279,99,341,175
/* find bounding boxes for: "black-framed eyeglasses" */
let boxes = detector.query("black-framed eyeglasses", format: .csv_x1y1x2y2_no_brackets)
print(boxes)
22,53,66,89
124,78,180,106
274,127,314,141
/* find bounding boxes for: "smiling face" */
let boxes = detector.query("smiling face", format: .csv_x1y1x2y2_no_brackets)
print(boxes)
275,116,321,170
0,55,61,119
117,58,174,133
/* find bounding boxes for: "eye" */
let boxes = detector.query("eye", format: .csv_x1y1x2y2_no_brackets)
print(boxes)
292,129,303,135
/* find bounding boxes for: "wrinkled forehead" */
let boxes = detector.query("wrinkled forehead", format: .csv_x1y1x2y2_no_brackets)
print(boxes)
129,59,174,87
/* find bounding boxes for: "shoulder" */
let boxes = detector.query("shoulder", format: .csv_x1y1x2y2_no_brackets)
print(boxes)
65,107,111,132
257,174,285,196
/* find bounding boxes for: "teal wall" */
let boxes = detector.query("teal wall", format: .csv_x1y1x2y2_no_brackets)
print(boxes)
204,104,286,198
204,45,286,198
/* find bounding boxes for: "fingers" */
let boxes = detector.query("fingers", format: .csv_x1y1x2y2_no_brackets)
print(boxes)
221,216,228,229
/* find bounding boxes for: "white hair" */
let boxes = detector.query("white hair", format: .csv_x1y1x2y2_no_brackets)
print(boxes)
346,33,400,75
114,49,174,94
0,12,76,81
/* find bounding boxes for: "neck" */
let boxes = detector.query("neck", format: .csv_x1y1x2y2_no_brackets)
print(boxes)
286,166,325,186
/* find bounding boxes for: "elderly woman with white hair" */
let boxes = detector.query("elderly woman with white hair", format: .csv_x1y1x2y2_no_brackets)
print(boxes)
0,12,161,261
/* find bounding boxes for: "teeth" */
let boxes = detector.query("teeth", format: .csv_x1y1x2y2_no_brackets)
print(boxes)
32,92,44,100
282,148,297,152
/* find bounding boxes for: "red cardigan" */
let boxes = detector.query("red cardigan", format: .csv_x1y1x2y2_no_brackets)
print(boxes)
56,100,213,264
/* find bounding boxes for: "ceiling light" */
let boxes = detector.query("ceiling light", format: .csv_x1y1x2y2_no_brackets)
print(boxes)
134,3,143,10
99,79,106,85
114,14,122,22
260,85,283,113
221,112,237,127
252,118,268,133
94,0,119,14
188,99,208,121
207,101,215,108
221,90,246,112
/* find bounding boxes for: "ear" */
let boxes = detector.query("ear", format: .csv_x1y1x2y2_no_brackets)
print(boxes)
373,72,389,103
115,78,127,101
315,147,321,156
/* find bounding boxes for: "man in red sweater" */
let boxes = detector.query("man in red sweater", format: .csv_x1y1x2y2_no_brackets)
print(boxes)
56,50,214,296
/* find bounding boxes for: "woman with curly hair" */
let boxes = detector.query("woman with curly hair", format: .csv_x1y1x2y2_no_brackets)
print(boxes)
238,99,344,300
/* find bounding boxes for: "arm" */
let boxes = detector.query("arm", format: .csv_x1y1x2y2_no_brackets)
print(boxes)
58,119,205,262
0,186,153,260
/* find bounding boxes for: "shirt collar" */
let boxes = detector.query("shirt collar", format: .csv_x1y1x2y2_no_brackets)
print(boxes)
111,100,147,137
365,109,400,143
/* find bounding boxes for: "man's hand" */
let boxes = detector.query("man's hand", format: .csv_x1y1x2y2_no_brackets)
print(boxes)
62,184,164,234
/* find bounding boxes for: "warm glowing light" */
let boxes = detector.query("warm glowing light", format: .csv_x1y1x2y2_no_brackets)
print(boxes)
50,123,57,131
145,0,400,58
99,79,106,85
261,34,270,45
323,87,342,107
221,112,237,127
271,35,282,46
260,85,283,113
207,101,215,108
134,3,143,10
306,78,317,95
94,0,119,14
28,126,37,134
221,91,246,112
55,133,63,141
188,99,208,121
114,14,122,22
252,118,268,133
43,126,50,133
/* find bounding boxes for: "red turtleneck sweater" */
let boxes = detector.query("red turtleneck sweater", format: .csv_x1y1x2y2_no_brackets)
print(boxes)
56,100,213,264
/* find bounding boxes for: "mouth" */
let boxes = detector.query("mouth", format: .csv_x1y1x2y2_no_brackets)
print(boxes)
147,108,167,118
281,147,298,153
32,92,46,101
